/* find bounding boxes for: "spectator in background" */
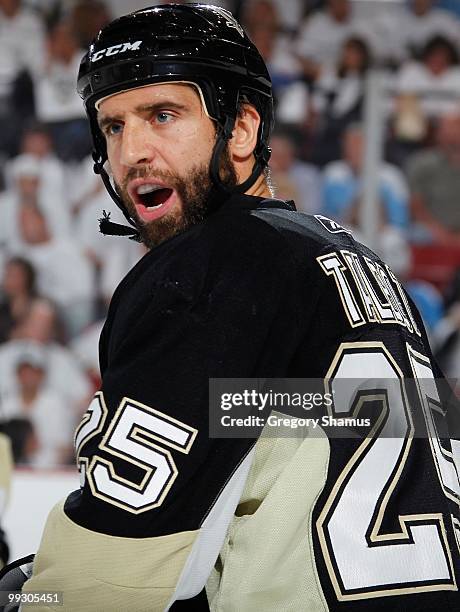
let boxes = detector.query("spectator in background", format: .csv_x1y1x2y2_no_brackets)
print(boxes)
308,36,372,165
322,123,410,231
313,36,371,119
295,0,371,82
404,0,459,59
0,347,74,467
18,124,71,233
0,154,70,248
33,17,91,161
0,418,37,466
0,0,45,158
366,0,460,66
0,154,41,249
0,256,56,344
13,202,94,337
351,0,405,66
395,36,460,120
241,0,302,99
15,123,68,218
265,0,307,34
269,129,322,214
0,334,91,423
405,112,460,245
280,35,372,164
70,0,111,49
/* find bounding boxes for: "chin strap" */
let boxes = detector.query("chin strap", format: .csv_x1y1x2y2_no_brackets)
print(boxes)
93,154,141,241
98,210,142,240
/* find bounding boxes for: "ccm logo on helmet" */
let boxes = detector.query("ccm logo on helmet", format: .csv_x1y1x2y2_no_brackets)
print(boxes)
92,40,142,62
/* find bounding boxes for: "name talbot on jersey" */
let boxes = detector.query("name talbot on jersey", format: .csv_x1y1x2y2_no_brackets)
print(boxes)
91,40,142,62
317,250,421,335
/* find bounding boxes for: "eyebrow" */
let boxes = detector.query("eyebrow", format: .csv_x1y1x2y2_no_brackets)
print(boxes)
97,100,190,131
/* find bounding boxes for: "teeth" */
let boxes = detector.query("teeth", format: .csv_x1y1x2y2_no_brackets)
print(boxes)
146,204,162,210
137,184,164,195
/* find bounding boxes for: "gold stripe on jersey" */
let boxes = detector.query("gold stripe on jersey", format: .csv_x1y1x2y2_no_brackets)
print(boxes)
452,516,460,555
206,419,330,612
0,433,12,571
0,433,12,511
23,500,198,612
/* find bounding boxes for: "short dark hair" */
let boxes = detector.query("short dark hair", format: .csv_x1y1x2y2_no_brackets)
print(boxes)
6,256,37,296
338,36,372,76
422,35,459,65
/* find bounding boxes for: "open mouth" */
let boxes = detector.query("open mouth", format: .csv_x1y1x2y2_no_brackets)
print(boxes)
129,181,177,223
136,184,173,210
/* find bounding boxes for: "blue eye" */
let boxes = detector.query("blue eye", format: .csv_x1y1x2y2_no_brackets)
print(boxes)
107,123,123,136
156,112,173,124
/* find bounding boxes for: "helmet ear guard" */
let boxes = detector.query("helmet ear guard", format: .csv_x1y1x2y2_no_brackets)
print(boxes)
77,3,274,236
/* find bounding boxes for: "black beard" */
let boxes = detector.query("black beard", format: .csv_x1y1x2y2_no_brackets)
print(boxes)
115,148,237,249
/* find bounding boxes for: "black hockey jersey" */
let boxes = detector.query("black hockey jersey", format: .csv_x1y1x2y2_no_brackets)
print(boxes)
23,195,460,611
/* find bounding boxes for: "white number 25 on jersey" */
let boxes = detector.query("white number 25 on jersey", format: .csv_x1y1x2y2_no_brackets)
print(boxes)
317,341,460,600
75,395,197,514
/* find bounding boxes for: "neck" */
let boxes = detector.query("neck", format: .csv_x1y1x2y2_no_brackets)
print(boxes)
21,387,38,406
245,172,272,198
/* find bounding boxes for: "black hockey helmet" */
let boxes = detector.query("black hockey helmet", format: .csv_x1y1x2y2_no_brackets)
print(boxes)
77,3,274,236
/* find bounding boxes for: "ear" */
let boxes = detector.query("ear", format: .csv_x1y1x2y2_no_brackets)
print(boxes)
228,104,261,161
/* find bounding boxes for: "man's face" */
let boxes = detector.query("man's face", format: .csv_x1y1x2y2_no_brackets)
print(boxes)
98,83,237,248
17,363,45,393
23,132,52,158
328,0,350,22
412,0,432,17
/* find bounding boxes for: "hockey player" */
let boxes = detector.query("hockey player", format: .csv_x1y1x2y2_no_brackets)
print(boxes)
1,4,459,611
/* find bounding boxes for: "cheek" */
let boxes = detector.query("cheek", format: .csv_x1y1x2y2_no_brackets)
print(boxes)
167,124,215,167
106,143,123,179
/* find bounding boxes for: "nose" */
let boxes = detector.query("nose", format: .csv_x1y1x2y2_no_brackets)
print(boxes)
119,115,156,168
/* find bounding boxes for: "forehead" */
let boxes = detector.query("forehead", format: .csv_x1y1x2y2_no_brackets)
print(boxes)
97,82,204,115
345,129,362,142
17,362,44,372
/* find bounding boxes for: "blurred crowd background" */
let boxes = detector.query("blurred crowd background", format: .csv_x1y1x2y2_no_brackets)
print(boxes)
0,0,460,468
